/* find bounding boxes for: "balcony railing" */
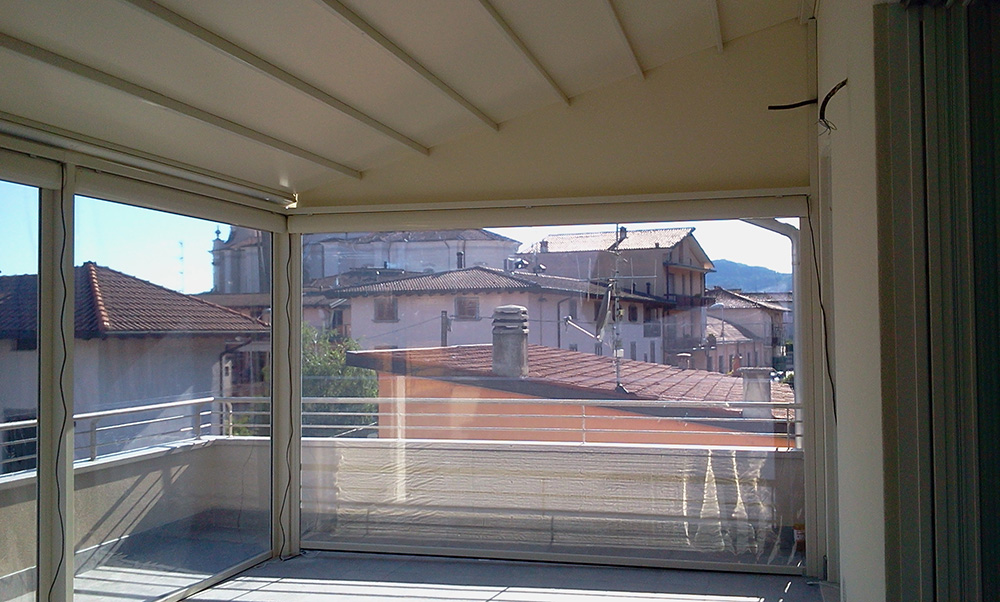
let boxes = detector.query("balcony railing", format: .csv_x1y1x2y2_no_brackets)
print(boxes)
664,294,714,308
0,394,807,596
1,395,802,474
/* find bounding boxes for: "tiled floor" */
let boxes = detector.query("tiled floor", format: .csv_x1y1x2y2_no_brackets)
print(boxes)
188,551,837,602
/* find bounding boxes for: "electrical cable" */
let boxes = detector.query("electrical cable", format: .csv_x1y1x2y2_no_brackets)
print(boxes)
276,237,296,560
806,199,837,422
818,79,848,133
47,170,70,602
767,98,818,111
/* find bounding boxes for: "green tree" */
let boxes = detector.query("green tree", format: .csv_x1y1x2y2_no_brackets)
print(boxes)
301,325,378,437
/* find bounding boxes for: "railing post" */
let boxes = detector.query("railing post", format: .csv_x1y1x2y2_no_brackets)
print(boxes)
193,403,202,439
89,418,98,461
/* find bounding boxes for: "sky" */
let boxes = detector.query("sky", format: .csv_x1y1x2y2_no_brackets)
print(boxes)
1,180,794,294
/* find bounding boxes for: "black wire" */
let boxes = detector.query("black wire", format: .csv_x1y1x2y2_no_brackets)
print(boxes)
47,174,69,602
276,238,296,560
768,98,818,111
818,79,848,133
806,199,838,423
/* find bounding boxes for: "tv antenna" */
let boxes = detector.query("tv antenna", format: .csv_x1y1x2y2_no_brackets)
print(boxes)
178,241,185,292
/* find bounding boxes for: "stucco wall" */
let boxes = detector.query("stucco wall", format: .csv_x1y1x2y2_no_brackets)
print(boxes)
0,341,37,418
347,292,666,362
73,336,229,413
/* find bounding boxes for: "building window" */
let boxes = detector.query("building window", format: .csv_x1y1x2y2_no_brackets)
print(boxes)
630,342,637,360
568,343,578,352
718,355,724,373
707,355,713,372
627,305,638,322
455,296,479,320
568,299,578,319
650,341,656,363
374,297,398,322
595,343,603,356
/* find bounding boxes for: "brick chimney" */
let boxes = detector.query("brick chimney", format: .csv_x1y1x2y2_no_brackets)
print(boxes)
738,367,773,419
492,305,529,378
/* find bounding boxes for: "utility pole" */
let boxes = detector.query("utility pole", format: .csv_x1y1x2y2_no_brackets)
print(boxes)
440,310,450,347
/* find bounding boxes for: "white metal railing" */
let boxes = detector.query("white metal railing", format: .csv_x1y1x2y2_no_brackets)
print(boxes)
0,394,802,473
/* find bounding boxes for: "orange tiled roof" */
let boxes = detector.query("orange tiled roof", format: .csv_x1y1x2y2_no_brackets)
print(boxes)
0,263,268,338
348,343,794,405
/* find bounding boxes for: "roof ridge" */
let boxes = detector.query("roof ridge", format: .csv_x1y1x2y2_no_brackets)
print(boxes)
331,265,532,292
86,262,111,333
90,263,270,328
716,286,787,311
543,226,693,239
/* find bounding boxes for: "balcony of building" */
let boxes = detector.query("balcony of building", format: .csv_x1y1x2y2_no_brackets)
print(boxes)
1,393,811,602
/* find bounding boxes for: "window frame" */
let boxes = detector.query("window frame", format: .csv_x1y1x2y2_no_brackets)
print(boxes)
454,296,480,321
373,296,399,322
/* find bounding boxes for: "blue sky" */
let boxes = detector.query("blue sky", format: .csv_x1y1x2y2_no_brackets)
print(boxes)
2,180,793,294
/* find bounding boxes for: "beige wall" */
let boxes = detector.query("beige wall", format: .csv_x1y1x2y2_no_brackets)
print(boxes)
818,1,885,600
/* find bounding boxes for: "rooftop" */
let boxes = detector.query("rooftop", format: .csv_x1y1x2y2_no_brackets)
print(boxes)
348,343,794,406
304,229,521,246
708,287,791,312
0,263,269,338
529,228,693,253
326,266,662,304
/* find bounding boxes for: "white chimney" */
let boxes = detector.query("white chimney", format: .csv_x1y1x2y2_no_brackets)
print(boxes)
738,367,773,418
492,305,529,378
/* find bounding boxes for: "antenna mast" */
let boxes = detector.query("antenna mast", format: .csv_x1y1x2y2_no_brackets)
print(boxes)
608,225,628,394
178,241,185,292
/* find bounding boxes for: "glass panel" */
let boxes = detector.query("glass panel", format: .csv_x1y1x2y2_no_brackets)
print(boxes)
0,180,39,602
299,222,803,570
72,199,271,600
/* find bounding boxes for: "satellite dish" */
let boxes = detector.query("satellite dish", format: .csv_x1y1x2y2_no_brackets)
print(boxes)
595,283,613,338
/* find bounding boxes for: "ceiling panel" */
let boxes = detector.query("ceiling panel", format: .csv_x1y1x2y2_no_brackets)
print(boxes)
719,0,801,42
0,48,336,192
155,0,479,147
613,0,718,70
491,0,640,98
343,0,558,123
0,0,401,169
0,0,808,198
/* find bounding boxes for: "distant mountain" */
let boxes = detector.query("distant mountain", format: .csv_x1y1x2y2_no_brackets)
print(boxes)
706,259,792,293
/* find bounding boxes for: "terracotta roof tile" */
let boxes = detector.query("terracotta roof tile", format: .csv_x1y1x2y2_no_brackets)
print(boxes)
348,344,795,407
0,263,268,338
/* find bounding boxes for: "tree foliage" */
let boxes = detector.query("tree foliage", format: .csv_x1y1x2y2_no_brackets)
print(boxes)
301,325,378,437
302,325,377,398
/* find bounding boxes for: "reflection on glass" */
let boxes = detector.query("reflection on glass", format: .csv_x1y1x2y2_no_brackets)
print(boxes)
298,222,803,569
0,180,39,601
72,198,271,600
